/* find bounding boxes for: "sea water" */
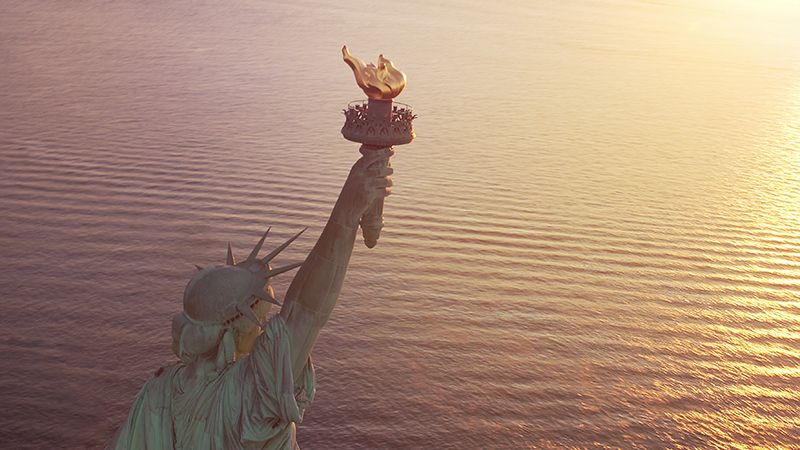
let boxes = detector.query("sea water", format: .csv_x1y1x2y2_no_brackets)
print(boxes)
1,0,799,448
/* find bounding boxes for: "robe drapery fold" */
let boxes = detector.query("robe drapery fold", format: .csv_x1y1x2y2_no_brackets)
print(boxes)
108,315,315,450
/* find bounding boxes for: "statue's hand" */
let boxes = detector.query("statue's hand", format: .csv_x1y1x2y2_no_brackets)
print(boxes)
334,147,394,226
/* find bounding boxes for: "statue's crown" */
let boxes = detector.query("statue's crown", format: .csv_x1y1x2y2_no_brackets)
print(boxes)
183,228,306,329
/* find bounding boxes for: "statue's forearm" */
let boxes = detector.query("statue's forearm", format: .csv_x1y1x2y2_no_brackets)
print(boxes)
279,203,359,379
278,147,392,380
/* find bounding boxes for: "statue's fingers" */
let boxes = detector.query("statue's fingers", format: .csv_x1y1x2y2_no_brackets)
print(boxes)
366,166,394,178
365,167,380,178
368,187,392,200
367,177,393,189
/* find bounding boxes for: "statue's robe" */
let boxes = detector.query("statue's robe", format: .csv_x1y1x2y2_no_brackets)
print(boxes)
107,315,315,449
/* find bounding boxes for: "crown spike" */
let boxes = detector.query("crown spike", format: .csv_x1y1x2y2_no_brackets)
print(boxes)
265,261,304,279
236,302,264,330
245,228,271,263
262,228,307,263
226,243,235,266
195,265,204,272
256,288,281,306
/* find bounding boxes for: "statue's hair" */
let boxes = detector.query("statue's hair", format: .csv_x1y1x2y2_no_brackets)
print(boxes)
171,313,224,364
171,297,272,369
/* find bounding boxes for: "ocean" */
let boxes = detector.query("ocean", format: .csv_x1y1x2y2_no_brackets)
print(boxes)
1,0,799,448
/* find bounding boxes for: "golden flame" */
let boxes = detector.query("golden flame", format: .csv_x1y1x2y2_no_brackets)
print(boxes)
342,46,406,100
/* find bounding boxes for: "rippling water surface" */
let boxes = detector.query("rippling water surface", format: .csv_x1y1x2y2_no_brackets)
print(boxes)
2,0,800,448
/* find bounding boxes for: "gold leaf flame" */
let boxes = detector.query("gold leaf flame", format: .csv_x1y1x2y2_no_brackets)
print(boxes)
342,46,406,100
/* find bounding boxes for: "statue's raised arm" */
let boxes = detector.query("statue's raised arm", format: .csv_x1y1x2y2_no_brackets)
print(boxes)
107,149,394,450
109,47,410,450
280,147,394,378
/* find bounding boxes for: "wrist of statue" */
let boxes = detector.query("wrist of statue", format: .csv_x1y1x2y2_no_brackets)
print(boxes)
330,202,364,230
311,213,359,262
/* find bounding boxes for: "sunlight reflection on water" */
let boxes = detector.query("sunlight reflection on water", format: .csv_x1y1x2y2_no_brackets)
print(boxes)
1,0,799,448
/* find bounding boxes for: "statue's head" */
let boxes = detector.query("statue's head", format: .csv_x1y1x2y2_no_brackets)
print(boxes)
171,229,305,371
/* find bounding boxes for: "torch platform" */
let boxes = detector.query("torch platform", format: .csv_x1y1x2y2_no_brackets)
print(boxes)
341,100,416,148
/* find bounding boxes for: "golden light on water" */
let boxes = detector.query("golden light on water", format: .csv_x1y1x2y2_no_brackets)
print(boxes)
4,0,800,448
739,80,800,234
715,0,800,16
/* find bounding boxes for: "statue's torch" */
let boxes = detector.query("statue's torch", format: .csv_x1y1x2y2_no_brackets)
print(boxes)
341,46,416,248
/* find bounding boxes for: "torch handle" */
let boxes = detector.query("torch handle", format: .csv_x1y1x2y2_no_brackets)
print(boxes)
359,144,392,248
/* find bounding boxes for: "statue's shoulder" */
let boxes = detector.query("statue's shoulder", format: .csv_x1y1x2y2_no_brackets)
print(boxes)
138,363,185,405
107,364,186,449
149,362,184,383
248,314,291,356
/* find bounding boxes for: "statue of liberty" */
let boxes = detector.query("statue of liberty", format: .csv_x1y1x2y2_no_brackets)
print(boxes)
107,147,395,449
